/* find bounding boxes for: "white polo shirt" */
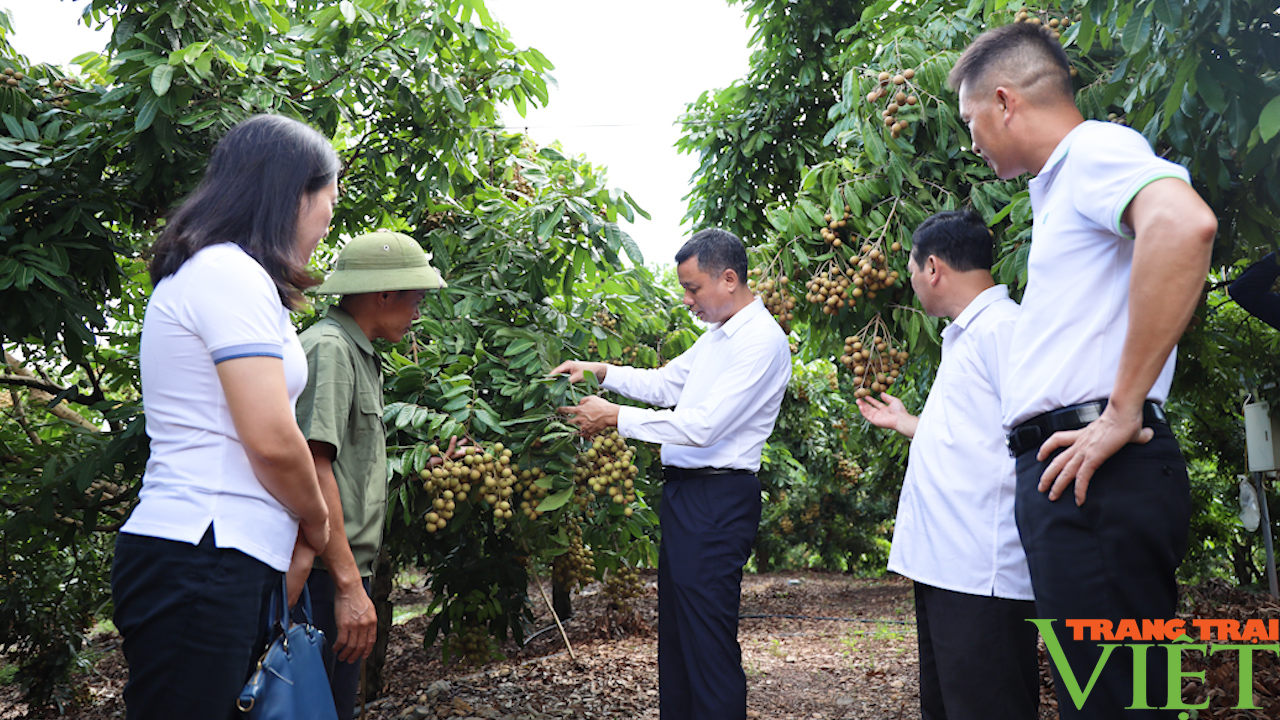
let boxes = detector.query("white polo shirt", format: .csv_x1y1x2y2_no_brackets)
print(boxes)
602,298,791,472
123,243,307,572
1002,120,1191,428
888,285,1033,600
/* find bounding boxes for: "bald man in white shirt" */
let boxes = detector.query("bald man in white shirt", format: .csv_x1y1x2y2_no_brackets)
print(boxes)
554,228,791,720
858,210,1037,720
950,22,1217,718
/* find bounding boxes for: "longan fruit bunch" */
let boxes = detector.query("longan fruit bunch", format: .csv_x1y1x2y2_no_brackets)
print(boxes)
1013,6,1073,41
747,269,796,333
449,623,493,666
836,455,863,485
419,444,473,533
850,242,901,300
3,67,74,109
841,323,909,398
1105,112,1129,126
777,516,795,535
819,206,854,247
552,520,595,591
515,466,551,520
593,309,619,332
573,429,639,516
805,263,856,316
866,68,919,139
602,562,645,614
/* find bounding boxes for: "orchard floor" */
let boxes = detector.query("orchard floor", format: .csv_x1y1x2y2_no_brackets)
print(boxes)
2,572,1279,719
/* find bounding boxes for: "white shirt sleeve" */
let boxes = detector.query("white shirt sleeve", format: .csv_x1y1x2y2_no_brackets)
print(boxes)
602,342,699,408
612,331,789,448
1072,124,1191,238
182,248,288,364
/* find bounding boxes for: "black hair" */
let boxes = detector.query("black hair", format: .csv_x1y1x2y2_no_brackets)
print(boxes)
674,228,749,285
148,114,340,309
948,21,1073,100
911,209,994,272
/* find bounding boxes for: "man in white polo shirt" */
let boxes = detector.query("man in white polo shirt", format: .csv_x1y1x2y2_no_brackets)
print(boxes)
552,228,791,720
949,22,1217,718
857,209,1036,720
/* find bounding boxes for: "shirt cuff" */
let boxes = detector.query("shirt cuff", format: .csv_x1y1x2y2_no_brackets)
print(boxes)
615,405,642,439
601,364,635,393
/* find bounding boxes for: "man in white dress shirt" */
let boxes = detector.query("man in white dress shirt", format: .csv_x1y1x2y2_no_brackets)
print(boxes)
857,209,1036,720
950,23,1217,717
553,228,791,720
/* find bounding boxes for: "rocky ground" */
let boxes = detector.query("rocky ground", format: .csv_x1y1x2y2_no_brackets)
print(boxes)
3,572,1279,719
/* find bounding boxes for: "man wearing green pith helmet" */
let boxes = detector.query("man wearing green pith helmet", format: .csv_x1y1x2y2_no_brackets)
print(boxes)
287,231,446,720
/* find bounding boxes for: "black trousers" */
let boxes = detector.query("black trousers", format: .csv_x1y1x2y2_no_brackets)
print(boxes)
914,582,1040,720
300,570,372,720
111,528,278,720
1014,422,1190,718
657,471,762,720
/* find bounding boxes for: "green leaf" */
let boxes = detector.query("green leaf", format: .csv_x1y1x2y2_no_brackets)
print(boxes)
1,113,24,140
1259,96,1280,144
535,486,574,512
1152,0,1183,30
150,64,175,97
444,82,466,113
1194,63,1226,115
135,95,159,133
537,205,564,241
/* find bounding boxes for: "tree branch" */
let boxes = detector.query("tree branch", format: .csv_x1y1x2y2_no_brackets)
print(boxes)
9,389,41,445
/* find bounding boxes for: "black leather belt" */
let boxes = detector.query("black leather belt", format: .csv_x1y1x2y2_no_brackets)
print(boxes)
1006,399,1167,457
663,466,751,481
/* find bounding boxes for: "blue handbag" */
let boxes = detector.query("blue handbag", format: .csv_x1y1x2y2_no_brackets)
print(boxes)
237,577,339,720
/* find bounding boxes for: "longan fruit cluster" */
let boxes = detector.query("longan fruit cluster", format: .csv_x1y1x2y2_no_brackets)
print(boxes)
777,516,795,535
819,206,853,247
1013,7,1073,41
418,442,521,532
515,466,551,520
747,269,796,333
867,68,918,139
593,310,618,332
3,67,74,109
836,456,863,485
840,331,908,399
805,265,856,316
450,624,493,666
552,520,595,591
1106,112,1129,126
573,429,638,515
850,242,901,299
602,563,645,614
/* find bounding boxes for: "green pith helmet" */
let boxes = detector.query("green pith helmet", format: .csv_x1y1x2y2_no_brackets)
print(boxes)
315,231,446,295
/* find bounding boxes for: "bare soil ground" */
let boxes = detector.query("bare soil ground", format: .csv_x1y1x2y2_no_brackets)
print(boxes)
3,573,1279,719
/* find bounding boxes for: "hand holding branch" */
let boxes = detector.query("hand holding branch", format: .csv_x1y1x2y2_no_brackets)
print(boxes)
557,395,621,436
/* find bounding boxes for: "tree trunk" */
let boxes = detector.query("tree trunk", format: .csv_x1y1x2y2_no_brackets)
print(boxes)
552,576,573,621
365,549,394,701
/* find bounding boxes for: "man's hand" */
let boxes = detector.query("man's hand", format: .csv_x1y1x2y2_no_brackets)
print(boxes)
331,581,377,663
285,533,317,607
855,392,918,439
1036,404,1153,506
427,435,470,468
550,360,609,384
557,395,621,435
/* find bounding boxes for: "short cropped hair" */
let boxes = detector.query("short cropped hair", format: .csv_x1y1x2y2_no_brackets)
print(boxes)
675,228,749,285
948,22,1073,102
911,209,993,273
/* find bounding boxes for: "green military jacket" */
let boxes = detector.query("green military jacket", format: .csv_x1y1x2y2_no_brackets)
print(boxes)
296,306,387,577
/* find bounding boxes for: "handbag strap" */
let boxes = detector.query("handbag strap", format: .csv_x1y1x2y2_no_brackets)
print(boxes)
267,575,316,638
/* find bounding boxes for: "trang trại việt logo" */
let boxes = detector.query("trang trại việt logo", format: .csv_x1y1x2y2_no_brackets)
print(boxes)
1030,618,1279,714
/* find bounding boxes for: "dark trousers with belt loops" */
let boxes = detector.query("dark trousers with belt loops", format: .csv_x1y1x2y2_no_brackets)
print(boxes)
658,469,761,720
1014,422,1190,718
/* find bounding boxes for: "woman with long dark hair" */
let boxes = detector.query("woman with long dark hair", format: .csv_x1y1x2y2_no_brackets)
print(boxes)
112,114,338,719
